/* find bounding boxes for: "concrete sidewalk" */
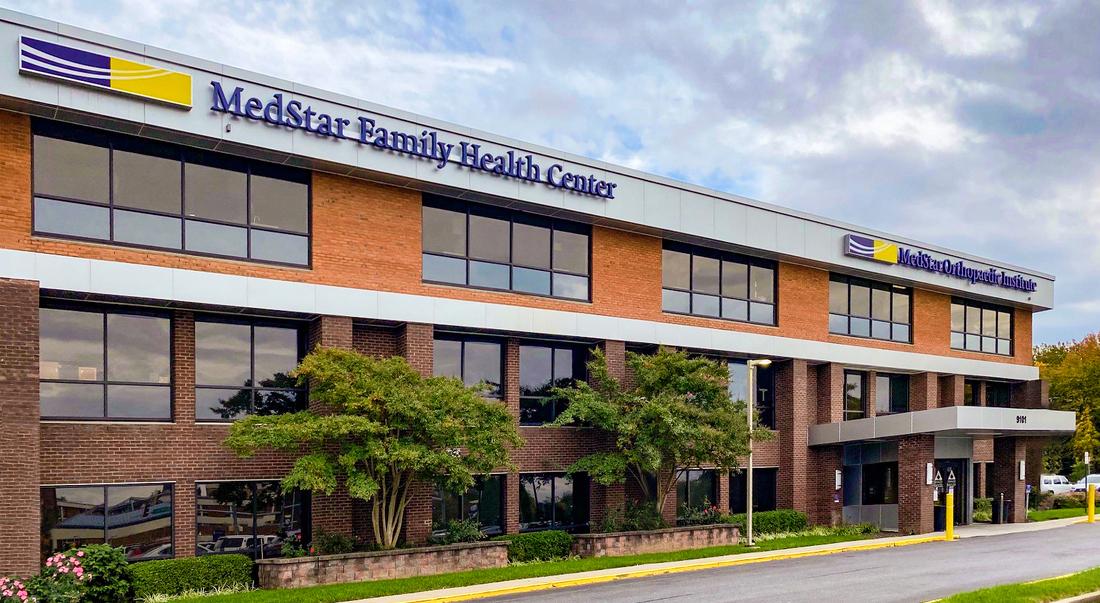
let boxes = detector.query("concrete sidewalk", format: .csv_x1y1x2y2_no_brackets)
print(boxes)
352,519,1086,603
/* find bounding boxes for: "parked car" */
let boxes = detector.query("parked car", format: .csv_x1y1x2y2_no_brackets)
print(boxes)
211,534,281,555
1040,474,1074,495
1073,474,1100,492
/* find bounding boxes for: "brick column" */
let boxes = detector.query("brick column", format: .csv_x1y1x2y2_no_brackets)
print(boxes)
1026,438,1045,500
975,381,987,407
939,375,964,407
992,437,1027,523
659,469,678,525
0,279,39,574
1013,380,1049,409
402,480,435,545
307,315,355,540
776,359,809,513
807,446,842,526
909,373,939,411
865,370,878,418
972,463,985,500
816,364,844,424
397,323,433,377
592,340,627,524
173,311,197,557
897,435,935,534
503,339,522,534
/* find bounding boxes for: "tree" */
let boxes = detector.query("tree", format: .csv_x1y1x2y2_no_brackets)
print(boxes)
224,348,522,549
550,346,770,517
1037,334,1100,474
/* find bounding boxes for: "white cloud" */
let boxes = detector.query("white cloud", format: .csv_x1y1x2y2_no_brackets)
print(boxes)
917,0,1040,58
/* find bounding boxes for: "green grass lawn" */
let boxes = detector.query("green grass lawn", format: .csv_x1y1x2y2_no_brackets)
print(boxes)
1028,508,1088,522
195,532,876,603
943,566,1100,602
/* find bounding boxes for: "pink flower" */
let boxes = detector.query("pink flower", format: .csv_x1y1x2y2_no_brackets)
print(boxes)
17,590,26,598
76,551,84,557
74,567,84,577
2,589,11,597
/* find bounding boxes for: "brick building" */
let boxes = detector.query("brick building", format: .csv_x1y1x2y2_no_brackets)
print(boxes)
0,10,1075,574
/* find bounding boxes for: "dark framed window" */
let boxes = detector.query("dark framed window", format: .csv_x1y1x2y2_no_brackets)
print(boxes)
422,196,591,301
433,335,503,398
829,275,911,343
519,473,589,532
195,481,308,558
39,305,171,421
964,379,980,406
986,382,1011,408
844,371,866,421
519,343,588,425
195,318,306,421
727,361,776,429
861,462,898,505
662,242,776,325
875,374,910,415
730,467,778,513
31,119,311,267
41,483,173,562
432,475,505,536
676,469,717,517
951,299,1012,356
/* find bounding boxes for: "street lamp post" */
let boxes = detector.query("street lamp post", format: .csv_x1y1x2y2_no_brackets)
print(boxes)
745,358,772,546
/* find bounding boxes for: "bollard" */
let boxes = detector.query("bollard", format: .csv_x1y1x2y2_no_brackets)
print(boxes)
1089,484,1096,524
945,490,954,541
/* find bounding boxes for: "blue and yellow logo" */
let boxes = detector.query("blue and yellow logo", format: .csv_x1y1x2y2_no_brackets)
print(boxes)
19,36,192,108
845,234,898,264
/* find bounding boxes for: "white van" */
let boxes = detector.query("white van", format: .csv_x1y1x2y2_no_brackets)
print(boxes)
1040,474,1074,495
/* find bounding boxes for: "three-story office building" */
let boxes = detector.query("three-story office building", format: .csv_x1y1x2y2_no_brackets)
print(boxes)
0,10,1074,574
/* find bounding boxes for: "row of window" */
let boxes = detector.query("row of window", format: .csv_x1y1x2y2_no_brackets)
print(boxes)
33,120,311,266
39,305,305,421
951,299,1013,356
828,275,911,343
661,244,776,325
842,372,1015,420
41,480,306,562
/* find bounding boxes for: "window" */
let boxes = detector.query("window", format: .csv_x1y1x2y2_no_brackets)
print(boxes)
986,382,1012,408
861,462,898,505
676,469,717,517
662,243,776,324
432,475,505,536
829,275,911,343
32,119,310,266
195,319,306,421
39,306,171,420
422,196,590,301
433,336,503,398
727,361,776,429
519,343,587,425
875,374,910,414
730,467,778,513
42,483,173,562
519,473,589,532
951,299,1012,356
964,380,980,406
195,481,308,558
844,371,866,421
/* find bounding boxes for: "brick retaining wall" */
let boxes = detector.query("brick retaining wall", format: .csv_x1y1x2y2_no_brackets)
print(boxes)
256,541,509,589
571,524,740,558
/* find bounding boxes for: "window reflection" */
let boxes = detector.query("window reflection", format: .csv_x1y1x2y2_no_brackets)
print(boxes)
519,473,588,532
195,320,305,421
195,481,307,559
662,244,776,325
432,337,502,397
41,484,173,562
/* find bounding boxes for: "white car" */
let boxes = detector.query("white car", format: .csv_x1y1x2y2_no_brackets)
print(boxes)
1040,474,1074,495
1073,474,1100,493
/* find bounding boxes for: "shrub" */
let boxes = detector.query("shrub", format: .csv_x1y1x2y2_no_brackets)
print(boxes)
430,519,486,545
312,530,356,555
599,501,666,533
3,576,41,603
1052,493,1087,509
723,509,808,535
492,531,574,562
974,497,992,522
280,533,308,558
678,499,724,526
130,554,252,600
75,544,134,603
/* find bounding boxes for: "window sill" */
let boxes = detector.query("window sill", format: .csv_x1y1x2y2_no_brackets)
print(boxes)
828,331,912,346
41,420,174,425
661,309,778,328
423,280,592,305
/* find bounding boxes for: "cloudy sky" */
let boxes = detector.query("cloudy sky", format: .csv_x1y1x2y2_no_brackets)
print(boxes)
8,0,1097,344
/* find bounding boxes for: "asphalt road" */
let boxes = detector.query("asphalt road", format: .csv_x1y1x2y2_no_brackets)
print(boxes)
488,522,1100,603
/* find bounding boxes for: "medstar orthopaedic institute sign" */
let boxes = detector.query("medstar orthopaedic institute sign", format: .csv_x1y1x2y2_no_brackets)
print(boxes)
210,82,618,199
844,234,1038,293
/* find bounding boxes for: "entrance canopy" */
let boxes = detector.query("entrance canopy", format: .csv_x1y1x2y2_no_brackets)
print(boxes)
809,406,1075,447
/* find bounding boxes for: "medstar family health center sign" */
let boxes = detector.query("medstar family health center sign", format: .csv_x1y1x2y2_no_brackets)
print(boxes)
210,83,619,199
845,234,1038,293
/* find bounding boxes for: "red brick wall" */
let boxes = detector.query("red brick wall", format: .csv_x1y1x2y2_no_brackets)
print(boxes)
307,316,355,539
897,435,935,534
992,437,1027,523
0,279,40,575
910,373,939,411
776,359,809,511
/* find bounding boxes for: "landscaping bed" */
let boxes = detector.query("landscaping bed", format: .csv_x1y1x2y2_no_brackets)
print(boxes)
572,524,740,557
255,541,509,589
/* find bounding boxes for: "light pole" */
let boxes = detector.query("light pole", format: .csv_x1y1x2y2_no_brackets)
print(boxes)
745,358,771,546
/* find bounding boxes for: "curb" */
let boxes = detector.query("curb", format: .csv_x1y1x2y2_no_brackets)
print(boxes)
1054,592,1100,603
361,534,945,603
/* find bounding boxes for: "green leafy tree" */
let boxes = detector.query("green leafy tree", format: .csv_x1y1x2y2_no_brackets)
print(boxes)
1074,402,1099,464
1037,334,1100,473
225,348,522,549
550,347,770,517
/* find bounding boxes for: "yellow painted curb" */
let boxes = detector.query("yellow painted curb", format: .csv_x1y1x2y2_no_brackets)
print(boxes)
399,535,945,603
